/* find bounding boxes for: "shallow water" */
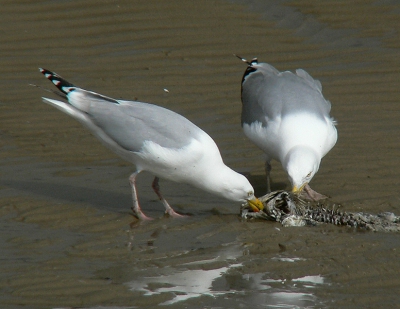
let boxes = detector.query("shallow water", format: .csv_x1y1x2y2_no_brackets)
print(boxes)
0,0,399,308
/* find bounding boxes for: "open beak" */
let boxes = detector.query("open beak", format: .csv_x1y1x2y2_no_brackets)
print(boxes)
248,198,264,212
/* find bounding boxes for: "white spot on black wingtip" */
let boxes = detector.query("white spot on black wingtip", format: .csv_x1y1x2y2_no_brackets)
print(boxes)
62,86,76,93
234,54,258,67
235,54,259,85
39,67,76,95
249,58,258,65
235,55,259,85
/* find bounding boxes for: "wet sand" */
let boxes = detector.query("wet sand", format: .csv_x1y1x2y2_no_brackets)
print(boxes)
0,0,399,308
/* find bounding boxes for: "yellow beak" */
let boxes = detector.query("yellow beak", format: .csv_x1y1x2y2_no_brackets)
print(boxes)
292,183,307,194
248,198,264,212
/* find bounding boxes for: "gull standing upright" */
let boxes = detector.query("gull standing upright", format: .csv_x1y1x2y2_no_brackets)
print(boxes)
237,57,337,200
38,68,263,220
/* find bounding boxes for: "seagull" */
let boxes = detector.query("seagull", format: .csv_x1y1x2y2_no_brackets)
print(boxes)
237,56,337,201
38,68,263,220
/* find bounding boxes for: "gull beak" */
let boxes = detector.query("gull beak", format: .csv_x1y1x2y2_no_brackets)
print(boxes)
248,198,264,212
292,183,307,194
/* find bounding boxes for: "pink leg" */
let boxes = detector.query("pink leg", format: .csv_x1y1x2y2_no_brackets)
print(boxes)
152,177,186,218
303,184,329,201
129,171,153,220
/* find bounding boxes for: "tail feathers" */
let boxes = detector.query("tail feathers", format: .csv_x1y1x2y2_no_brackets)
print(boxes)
39,68,76,95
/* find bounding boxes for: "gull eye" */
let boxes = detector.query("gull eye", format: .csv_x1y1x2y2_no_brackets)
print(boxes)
306,172,312,178
247,191,253,197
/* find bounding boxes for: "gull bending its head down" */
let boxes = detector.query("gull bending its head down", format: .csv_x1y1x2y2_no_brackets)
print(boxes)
38,68,263,220
237,56,337,201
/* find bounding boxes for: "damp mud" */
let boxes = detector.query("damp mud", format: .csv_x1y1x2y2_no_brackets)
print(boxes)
1,0,400,308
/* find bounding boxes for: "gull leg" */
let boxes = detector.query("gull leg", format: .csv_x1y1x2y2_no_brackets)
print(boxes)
152,177,186,218
129,171,153,220
303,184,328,201
265,161,272,193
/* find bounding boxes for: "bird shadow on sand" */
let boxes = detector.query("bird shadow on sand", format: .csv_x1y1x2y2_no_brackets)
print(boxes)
1,178,133,213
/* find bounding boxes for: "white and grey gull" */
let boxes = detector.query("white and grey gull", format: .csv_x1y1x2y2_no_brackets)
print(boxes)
237,56,337,200
38,68,263,220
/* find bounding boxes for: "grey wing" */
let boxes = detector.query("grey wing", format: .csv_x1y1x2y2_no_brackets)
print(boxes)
241,63,331,127
87,100,201,152
295,69,332,112
278,70,331,117
241,63,286,126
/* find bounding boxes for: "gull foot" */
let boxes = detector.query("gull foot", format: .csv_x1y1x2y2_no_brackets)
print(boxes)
131,207,154,221
164,209,188,218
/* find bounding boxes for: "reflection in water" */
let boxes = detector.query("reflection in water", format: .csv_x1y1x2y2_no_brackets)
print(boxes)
129,264,242,305
128,244,244,305
127,245,327,307
272,257,306,263
263,276,326,309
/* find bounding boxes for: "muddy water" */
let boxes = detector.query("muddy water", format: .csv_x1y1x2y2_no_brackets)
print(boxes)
0,0,399,308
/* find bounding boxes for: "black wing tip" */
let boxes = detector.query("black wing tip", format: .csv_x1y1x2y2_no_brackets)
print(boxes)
235,54,259,84
39,67,76,95
39,67,59,78
234,54,258,66
235,55,259,85
38,67,119,104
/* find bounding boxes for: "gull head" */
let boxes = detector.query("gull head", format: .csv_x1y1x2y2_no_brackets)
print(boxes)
217,170,264,211
229,182,264,212
284,146,320,194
